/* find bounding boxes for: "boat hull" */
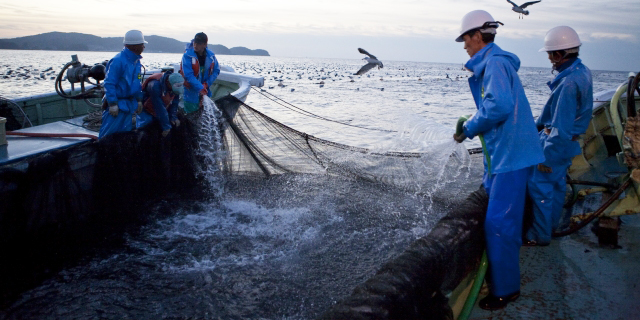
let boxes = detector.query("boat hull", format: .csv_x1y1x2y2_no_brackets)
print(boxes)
0,69,263,304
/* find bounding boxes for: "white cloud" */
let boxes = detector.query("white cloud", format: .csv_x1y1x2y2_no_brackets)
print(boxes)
0,0,638,71
590,32,636,42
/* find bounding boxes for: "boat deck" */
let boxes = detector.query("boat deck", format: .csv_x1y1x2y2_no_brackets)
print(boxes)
469,213,640,319
0,116,96,166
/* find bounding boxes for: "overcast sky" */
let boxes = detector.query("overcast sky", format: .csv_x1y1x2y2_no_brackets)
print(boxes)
1,0,638,71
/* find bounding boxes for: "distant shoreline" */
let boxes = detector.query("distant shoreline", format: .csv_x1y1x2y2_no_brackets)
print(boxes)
0,32,270,57
0,48,267,56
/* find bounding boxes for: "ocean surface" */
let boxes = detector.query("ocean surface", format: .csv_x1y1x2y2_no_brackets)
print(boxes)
0,49,628,147
0,49,632,320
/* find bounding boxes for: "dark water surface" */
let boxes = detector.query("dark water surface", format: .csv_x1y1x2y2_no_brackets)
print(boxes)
0,170,482,319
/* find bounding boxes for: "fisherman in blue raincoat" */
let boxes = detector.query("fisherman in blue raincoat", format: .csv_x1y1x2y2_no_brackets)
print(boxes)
453,10,545,310
136,71,184,137
99,30,147,139
181,32,220,114
525,26,593,246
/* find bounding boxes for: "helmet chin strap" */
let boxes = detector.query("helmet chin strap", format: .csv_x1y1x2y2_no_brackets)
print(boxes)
549,51,568,73
550,47,579,73
549,52,561,73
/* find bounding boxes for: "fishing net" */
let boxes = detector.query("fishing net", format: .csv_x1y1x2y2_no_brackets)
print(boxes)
624,116,640,169
1,91,483,312
206,95,485,319
624,116,640,183
213,95,472,196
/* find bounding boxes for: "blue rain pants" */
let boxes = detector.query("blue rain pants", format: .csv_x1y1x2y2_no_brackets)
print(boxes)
526,159,571,244
484,166,530,297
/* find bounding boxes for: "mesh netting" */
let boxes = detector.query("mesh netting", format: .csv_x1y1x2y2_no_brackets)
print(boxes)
624,116,640,169
214,95,471,195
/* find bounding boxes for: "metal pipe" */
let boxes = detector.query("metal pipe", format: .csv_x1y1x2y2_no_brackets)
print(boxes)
6,131,98,140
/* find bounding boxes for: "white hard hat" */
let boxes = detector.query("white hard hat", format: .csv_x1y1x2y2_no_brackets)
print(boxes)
456,10,501,42
539,26,581,52
123,30,148,45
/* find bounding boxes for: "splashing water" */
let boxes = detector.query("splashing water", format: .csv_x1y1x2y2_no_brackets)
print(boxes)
192,96,226,196
371,114,472,208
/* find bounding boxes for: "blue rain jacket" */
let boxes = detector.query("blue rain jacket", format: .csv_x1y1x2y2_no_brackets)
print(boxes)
526,160,572,244
99,47,143,138
463,43,544,174
103,47,143,112
136,72,179,131
536,58,593,166
181,41,220,105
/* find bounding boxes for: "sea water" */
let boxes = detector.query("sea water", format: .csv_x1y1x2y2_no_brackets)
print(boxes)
0,49,631,319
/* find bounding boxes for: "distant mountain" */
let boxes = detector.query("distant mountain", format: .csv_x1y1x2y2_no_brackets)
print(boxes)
210,44,231,55
229,47,270,56
0,32,270,56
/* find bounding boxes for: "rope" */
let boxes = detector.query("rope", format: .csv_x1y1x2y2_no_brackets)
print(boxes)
479,134,491,175
250,88,484,156
251,87,396,132
82,110,103,132
0,95,33,128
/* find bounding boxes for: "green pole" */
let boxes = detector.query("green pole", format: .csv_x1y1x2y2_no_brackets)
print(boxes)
458,251,488,320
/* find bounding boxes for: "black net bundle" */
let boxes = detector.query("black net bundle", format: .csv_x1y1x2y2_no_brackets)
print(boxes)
215,95,471,195
317,187,488,320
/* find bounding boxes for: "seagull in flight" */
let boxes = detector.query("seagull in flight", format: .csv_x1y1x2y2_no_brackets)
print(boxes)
507,0,541,19
355,48,383,75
